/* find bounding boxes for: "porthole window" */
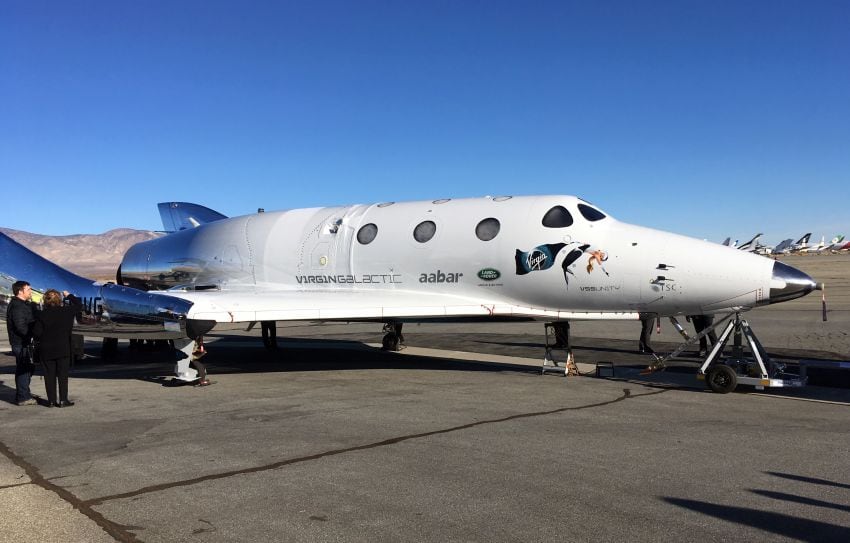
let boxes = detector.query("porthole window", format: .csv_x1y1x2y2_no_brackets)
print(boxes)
541,206,574,228
413,220,437,243
578,203,606,222
357,223,378,244
432,199,451,204
377,202,395,208
475,218,501,241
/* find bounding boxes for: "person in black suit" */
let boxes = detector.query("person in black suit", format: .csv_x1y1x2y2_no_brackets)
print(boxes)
33,289,81,407
638,313,655,354
6,280,38,405
690,314,718,357
261,320,277,350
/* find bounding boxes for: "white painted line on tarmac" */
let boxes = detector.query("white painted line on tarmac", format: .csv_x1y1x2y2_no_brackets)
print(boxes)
748,393,850,406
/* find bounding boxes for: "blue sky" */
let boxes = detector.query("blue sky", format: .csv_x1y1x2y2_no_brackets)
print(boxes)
2,1,848,244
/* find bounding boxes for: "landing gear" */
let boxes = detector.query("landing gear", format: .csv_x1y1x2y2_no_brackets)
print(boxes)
542,322,578,376
381,322,404,351
642,313,736,375
173,336,210,385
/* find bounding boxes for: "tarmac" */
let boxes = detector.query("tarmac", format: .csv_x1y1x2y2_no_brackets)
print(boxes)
1,254,849,542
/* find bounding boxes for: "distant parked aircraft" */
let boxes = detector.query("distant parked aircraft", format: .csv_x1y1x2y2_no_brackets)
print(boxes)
771,239,793,255
823,235,845,252
789,233,812,253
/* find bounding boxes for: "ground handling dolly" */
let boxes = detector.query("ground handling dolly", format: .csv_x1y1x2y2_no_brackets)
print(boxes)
643,312,807,394
698,313,806,393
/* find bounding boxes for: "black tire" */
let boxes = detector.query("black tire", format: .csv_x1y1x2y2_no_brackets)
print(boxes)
706,364,737,394
382,333,399,351
102,337,119,360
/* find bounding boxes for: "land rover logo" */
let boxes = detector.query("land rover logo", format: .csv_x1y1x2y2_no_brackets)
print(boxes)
477,268,501,281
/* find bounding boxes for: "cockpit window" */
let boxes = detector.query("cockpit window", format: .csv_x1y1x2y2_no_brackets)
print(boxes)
541,206,573,228
577,204,606,222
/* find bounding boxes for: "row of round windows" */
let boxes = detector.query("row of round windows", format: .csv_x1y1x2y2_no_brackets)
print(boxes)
355,204,606,245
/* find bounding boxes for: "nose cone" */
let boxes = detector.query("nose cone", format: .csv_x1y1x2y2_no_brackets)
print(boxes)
769,261,818,304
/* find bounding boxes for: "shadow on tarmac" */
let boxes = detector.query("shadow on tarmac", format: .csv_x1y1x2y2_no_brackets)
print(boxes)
2,333,848,403
2,336,541,387
765,471,850,490
663,496,850,543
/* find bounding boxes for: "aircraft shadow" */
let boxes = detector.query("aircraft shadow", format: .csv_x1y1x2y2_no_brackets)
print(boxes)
749,489,850,514
765,471,850,490
4,334,847,393
662,497,850,542
1,338,542,384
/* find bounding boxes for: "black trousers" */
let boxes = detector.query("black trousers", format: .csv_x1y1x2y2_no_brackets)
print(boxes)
42,356,71,405
13,344,35,403
692,315,718,351
639,317,655,352
261,321,277,349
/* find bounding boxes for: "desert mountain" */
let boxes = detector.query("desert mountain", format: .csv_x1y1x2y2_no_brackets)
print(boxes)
1,227,162,282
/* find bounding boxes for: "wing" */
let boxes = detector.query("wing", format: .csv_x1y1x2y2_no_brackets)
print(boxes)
165,288,640,323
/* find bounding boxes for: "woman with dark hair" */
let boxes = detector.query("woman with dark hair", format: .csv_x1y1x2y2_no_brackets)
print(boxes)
33,289,81,407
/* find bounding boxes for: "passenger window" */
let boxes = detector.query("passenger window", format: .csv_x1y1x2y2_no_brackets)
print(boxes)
578,204,606,222
475,218,500,241
413,221,436,243
357,223,378,244
541,206,573,228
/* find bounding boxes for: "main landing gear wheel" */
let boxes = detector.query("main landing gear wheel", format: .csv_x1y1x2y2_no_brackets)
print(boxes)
706,364,737,394
381,322,404,351
382,333,400,351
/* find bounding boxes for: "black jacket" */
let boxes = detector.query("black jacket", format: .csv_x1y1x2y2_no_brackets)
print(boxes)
33,296,81,361
6,297,37,348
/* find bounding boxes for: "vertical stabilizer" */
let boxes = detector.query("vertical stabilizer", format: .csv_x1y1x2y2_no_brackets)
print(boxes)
157,202,228,233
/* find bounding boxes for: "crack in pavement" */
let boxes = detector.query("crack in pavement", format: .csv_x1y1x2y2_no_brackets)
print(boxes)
0,441,140,543
0,481,30,490
1,386,669,542
85,387,667,506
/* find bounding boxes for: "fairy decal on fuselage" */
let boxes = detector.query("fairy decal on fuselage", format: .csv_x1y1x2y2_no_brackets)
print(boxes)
562,244,609,286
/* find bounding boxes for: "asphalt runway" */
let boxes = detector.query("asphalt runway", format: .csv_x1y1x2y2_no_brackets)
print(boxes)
1,253,849,542
1,330,850,543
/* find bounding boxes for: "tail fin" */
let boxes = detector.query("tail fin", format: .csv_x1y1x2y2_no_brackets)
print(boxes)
157,202,228,233
737,233,763,251
1,231,97,306
772,239,793,254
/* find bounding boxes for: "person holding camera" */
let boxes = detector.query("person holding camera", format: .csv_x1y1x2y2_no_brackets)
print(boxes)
33,289,81,407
